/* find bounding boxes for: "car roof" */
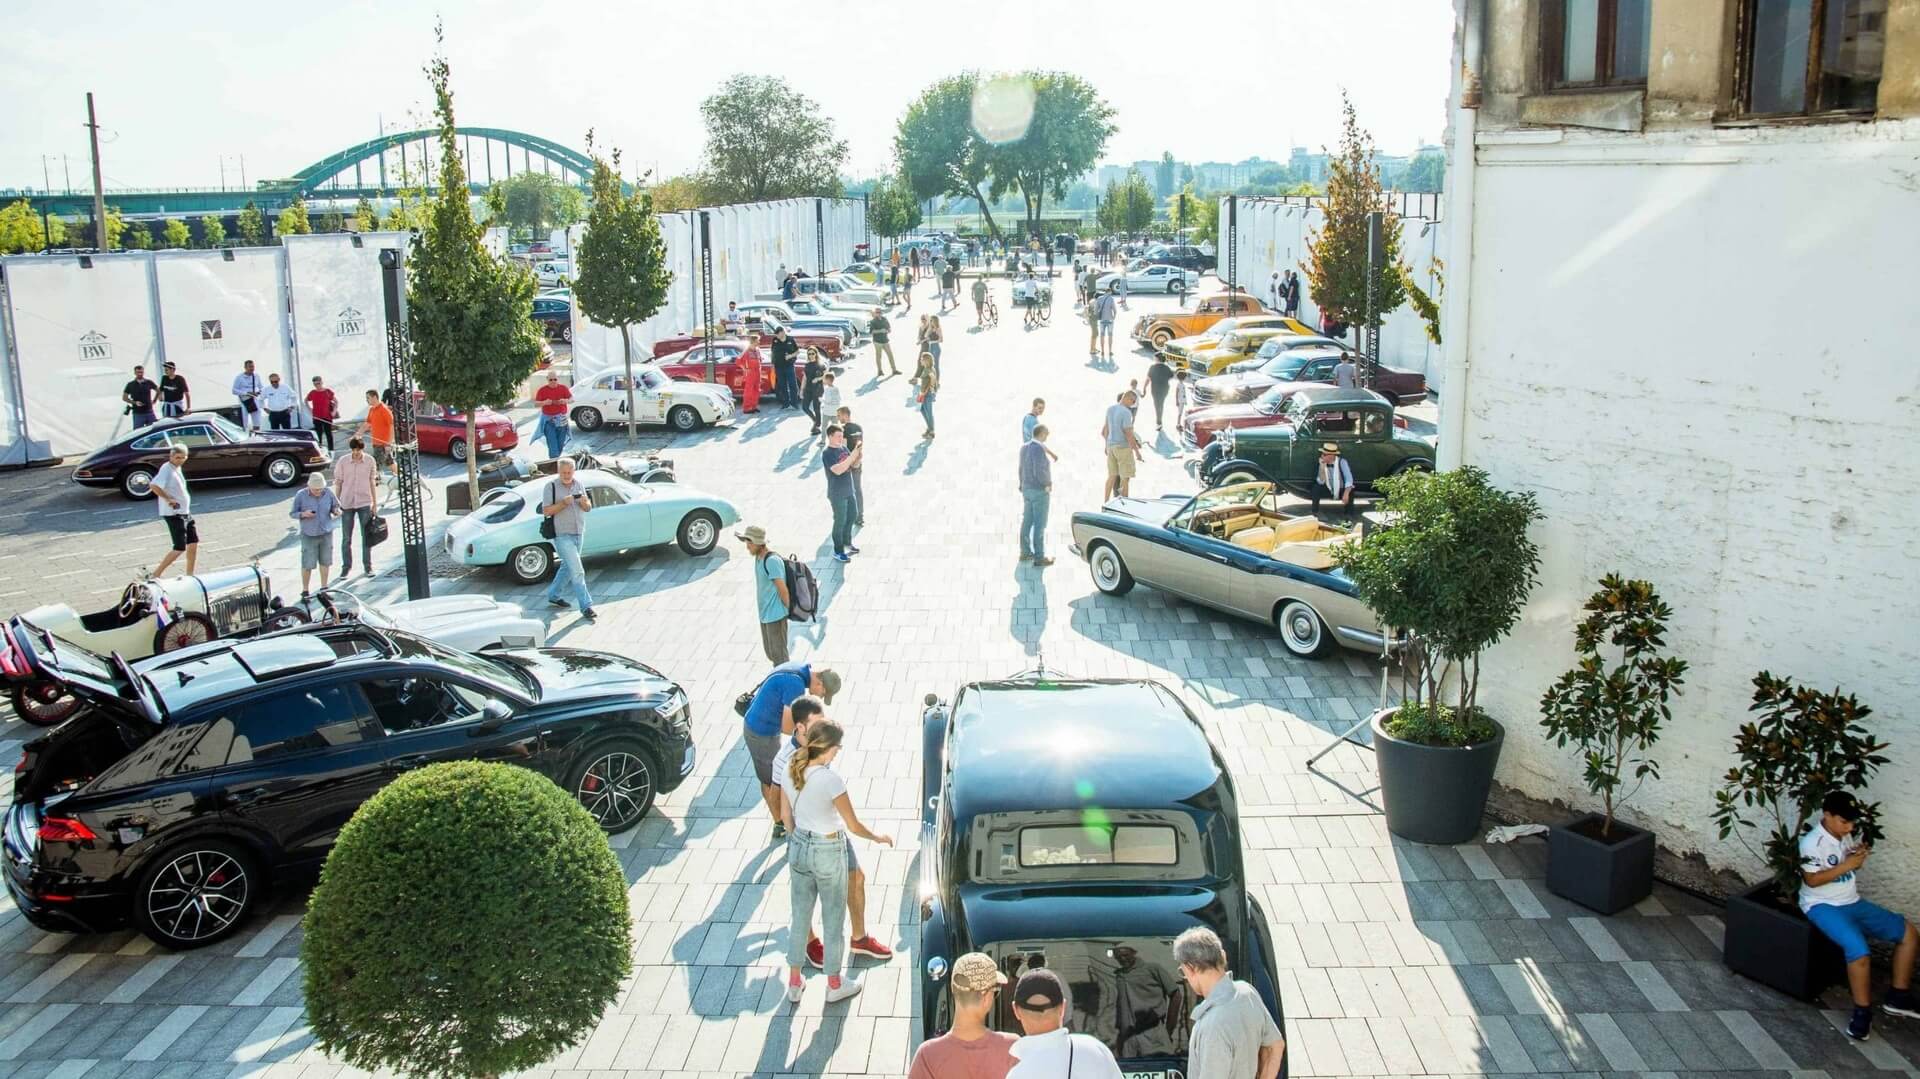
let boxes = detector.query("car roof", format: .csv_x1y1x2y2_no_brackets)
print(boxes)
138,627,386,715
1289,384,1390,407
945,678,1222,822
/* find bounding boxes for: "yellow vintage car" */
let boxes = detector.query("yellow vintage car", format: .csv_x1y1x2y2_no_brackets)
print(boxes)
1161,315,1315,369
1186,326,1306,375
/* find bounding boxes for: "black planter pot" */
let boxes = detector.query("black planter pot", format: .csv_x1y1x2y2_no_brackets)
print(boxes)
1545,813,1654,914
1372,710,1505,845
1723,879,1845,1000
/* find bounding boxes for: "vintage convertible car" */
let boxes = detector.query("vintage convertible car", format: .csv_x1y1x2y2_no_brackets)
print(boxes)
567,364,737,432
1193,387,1436,494
1071,482,1392,659
918,667,1284,1075
271,587,547,652
442,468,739,584
1159,316,1314,368
445,448,675,514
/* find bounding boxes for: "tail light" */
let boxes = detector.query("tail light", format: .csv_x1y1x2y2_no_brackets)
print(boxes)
39,817,97,844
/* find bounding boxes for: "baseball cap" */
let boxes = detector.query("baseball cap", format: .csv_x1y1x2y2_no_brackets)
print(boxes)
1823,790,1863,820
814,668,841,703
951,953,1007,994
736,524,767,545
1013,969,1067,1010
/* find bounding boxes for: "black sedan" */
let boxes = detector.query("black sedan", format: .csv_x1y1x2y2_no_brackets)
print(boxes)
70,413,330,499
2,621,693,948
917,669,1283,1077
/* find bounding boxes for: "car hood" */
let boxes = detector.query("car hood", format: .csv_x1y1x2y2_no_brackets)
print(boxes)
1094,495,1186,527
1198,371,1274,394
382,595,531,637
1186,402,1281,427
494,647,676,704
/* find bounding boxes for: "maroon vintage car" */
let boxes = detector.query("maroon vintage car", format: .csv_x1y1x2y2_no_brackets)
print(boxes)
655,340,776,399
652,324,842,361
1192,347,1429,410
70,414,331,499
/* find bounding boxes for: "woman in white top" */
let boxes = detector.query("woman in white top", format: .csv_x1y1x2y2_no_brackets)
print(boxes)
782,718,892,1005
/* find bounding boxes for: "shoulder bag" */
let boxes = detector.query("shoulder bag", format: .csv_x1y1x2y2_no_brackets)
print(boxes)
364,462,390,545
539,480,558,539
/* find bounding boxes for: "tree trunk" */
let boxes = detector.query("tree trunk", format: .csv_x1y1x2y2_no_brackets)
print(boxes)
620,323,637,444
465,412,480,510
967,183,1000,240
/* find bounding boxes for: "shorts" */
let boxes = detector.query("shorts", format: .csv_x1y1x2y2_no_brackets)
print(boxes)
300,532,335,570
1806,899,1909,963
372,444,393,468
162,514,199,551
745,728,781,787
1099,319,1115,332
1106,444,1136,479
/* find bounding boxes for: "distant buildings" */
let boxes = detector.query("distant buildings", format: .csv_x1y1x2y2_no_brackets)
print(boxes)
1089,147,1443,195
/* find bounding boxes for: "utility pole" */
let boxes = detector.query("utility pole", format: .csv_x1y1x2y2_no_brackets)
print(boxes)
85,93,108,250
40,156,51,194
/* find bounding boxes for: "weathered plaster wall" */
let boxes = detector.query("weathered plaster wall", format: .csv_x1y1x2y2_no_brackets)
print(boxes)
1451,119,1920,906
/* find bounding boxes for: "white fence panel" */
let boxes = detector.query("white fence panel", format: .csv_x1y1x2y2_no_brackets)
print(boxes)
0,275,25,464
286,233,405,421
151,249,292,421
2,253,163,459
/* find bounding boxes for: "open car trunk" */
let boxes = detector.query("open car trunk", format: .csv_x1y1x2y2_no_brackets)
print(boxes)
13,709,152,804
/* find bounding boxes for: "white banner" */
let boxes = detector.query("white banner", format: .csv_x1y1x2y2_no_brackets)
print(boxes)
152,248,292,425
286,233,406,422
2,253,163,459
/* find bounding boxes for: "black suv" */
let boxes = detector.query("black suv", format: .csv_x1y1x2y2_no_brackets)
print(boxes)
3,621,692,948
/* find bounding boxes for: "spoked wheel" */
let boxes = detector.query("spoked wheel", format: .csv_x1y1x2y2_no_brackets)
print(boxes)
135,841,259,949
11,680,80,727
571,744,656,833
153,612,217,654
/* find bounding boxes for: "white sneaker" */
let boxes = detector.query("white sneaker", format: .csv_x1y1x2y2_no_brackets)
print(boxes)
785,977,803,1004
824,975,863,1003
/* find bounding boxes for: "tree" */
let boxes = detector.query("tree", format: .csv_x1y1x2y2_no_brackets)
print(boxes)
864,175,922,240
303,761,631,1079
0,200,48,253
236,200,264,245
199,215,226,248
984,73,1115,238
1403,150,1445,193
1303,92,1410,372
895,73,1004,240
573,141,672,444
492,172,587,235
698,74,847,202
79,207,128,250
159,219,191,249
318,211,346,233
352,197,379,232
1100,170,1154,235
648,173,713,213
1155,151,1175,198
382,195,424,231
407,43,545,506
123,221,153,250
276,197,312,238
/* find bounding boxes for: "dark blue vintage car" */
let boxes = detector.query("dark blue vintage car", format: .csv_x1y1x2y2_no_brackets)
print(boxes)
918,671,1284,1077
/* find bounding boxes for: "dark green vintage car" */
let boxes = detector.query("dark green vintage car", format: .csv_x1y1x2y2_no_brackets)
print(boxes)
1193,385,1436,494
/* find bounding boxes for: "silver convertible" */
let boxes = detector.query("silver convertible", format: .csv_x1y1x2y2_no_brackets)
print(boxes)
1069,482,1392,659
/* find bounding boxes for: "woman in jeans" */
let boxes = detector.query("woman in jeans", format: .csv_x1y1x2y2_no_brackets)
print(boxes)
913,351,939,440
924,315,943,377
783,718,892,1005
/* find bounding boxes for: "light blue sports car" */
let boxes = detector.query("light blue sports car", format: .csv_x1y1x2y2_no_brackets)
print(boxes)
443,469,740,584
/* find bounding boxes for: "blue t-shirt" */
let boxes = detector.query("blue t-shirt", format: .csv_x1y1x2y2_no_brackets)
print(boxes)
1022,412,1040,441
743,662,809,737
823,446,854,501
755,552,787,624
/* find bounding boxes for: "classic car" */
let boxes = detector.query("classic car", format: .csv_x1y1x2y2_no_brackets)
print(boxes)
653,321,844,360
1198,348,1429,408
1193,387,1436,495
1095,263,1198,294
754,274,888,308
1071,482,1391,659
917,668,1284,1073
444,447,676,513
1140,243,1216,272
271,587,547,652
535,259,571,287
736,301,865,344
1131,292,1272,352
1161,317,1316,370
443,468,739,583
839,261,881,284
567,364,737,433
413,394,518,461
4,622,693,946
1217,334,1353,376
532,296,573,342
784,295,879,328
71,414,331,499
655,342,783,401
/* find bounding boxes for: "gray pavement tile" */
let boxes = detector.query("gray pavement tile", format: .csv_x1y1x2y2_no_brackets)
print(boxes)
1504,1013,1579,1072
1611,1011,1689,1071
1605,915,1699,962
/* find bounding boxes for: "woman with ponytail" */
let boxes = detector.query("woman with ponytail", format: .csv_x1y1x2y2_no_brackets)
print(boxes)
782,717,893,1004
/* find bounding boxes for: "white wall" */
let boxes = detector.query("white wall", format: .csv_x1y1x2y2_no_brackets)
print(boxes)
1449,119,1920,904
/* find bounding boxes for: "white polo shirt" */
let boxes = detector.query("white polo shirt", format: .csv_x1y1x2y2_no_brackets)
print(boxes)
1798,822,1861,911
1007,1027,1123,1079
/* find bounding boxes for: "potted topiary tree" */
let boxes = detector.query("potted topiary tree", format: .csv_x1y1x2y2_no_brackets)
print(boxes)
1333,466,1541,844
303,760,632,1079
1711,673,1889,1000
1538,575,1688,914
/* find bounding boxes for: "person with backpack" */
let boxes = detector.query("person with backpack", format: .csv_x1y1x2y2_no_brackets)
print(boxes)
739,524,793,663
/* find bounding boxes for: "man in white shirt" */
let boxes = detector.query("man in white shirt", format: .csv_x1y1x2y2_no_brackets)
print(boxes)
151,445,198,577
1799,791,1918,1041
231,360,264,432
261,372,298,430
1007,968,1123,1079
1311,443,1354,517
1269,271,1283,311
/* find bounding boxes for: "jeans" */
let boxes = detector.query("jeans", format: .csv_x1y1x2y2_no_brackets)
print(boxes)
787,829,849,976
338,506,374,572
130,409,156,428
927,341,941,377
536,413,568,458
312,418,335,450
774,363,798,408
830,494,856,555
919,389,935,433
1021,487,1050,558
803,394,823,432
546,532,593,610
851,469,864,523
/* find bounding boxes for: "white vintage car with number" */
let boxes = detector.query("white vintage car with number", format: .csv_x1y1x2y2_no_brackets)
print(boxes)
567,364,735,434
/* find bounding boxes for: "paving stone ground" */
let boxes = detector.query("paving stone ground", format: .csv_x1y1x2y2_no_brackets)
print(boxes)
0,271,1913,1078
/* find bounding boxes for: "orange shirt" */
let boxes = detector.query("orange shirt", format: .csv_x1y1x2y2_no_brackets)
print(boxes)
366,402,394,446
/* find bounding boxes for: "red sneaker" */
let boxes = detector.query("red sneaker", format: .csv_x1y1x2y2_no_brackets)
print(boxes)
849,935,894,960
806,936,824,970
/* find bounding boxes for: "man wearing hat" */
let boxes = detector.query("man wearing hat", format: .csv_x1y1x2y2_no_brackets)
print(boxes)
1310,443,1354,516
738,525,791,664
910,952,1016,1079
1800,791,1919,1041
741,660,841,840
158,361,191,419
1008,968,1124,1079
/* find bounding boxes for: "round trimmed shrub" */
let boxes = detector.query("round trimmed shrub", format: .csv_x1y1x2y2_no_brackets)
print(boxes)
302,761,631,1079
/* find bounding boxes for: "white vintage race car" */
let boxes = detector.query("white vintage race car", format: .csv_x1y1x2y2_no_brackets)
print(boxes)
568,364,736,433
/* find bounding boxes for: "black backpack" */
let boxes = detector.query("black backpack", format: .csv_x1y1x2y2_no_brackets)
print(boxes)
783,554,818,622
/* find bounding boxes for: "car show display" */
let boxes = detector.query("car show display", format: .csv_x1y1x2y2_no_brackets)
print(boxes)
1131,292,1271,352
1191,386,1436,489
444,448,676,513
567,364,737,432
71,414,333,499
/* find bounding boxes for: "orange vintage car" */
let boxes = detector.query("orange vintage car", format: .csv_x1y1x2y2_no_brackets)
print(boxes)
1130,292,1273,352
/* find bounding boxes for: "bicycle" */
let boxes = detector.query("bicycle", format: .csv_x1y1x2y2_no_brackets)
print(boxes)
981,294,999,328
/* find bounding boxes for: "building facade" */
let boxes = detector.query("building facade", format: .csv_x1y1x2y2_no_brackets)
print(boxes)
1439,0,1920,903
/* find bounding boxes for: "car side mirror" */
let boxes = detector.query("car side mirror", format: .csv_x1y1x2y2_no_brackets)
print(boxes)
470,698,513,735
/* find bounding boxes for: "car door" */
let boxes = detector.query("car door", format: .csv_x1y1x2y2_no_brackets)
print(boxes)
1297,357,1341,385
580,483,646,555
1157,505,1247,613
359,673,546,782
631,369,670,426
412,398,449,454
167,423,239,479
1344,408,1396,486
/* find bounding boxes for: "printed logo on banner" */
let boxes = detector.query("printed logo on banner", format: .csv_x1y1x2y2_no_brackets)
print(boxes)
199,320,224,349
78,330,113,362
335,306,368,337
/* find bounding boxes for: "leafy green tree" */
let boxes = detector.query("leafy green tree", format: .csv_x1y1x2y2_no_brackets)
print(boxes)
984,73,1115,239
123,220,153,250
1100,170,1154,235
81,207,127,250
160,219,191,249
648,173,713,213
1155,151,1175,198
0,200,47,253
236,200,264,245
352,197,379,232
573,142,673,444
303,761,631,1079
1303,93,1409,364
382,195,423,231
864,175,922,239
199,215,226,247
698,74,847,201
407,46,545,504
895,73,1004,240
493,172,587,235
318,211,346,233
1403,150,1444,193
276,197,312,238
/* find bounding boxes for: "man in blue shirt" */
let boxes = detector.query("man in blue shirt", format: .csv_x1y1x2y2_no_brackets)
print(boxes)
737,524,791,663
1019,425,1056,566
1022,398,1045,442
743,661,841,839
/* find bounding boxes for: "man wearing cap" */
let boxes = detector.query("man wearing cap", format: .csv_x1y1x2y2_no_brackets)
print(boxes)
158,361,191,419
910,952,1016,1079
1799,791,1919,1041
741,660,841,840
774,695,894,968
738,525,791,664
1008,968,1124,1079
1310,443,1354,516
1174,926,1285,1079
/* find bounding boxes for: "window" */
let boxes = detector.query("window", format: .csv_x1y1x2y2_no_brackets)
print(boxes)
1019,824,1179,867
1543,0,1651,88
587,485,626,508
167,425,218,448
1744,0,1884,115
130,432,170,450
225,684,373,763
363,676,489,734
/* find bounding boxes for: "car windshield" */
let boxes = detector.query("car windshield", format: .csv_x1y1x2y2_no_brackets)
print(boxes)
1263,354,1311,380
207,415,246,442
1254,386,1295,415
1171,482,1276,528
387,630,537,698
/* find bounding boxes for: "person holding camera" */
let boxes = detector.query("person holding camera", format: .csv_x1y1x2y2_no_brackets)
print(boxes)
540,456,596,622
1801,791,1919,1041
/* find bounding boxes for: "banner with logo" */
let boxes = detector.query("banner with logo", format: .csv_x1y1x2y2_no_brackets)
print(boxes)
0,253,163,459
152,248,292,429
284,233,405,426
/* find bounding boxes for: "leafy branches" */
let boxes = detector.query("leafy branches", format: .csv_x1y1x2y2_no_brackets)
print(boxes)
573,135,672,444
1303,92,1407,333
699,75,847,202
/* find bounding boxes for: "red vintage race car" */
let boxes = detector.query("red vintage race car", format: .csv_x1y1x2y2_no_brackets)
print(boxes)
414,393,518,461
655,341,776,400
652,325,842,360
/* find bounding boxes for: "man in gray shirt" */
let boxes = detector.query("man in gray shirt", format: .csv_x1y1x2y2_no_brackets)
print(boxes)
541,457,596,622
288,472,342,596
1333,355,1357,389
1018,424,1057,566
1101,390,1143,501
1174,927,1285,1079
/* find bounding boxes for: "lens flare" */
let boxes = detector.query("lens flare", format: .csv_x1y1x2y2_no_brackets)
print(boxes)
972,75,1036,145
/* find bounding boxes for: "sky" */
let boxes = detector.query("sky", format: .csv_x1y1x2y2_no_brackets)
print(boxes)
0,0,1454,194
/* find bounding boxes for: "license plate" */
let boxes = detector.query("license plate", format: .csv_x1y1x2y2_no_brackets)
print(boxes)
1122,1071,1179,1079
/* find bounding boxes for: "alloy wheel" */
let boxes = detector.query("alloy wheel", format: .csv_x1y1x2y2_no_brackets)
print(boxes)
577,750,653,831
146,849,251,945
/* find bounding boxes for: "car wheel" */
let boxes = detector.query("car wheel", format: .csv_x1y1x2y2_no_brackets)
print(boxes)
260,606,310,633
568,740,658,833
1151,328,1173,351
1389,460,1434,476
561,325,572,343
447,437,469,461
1276,599,1335,658
677,510,721,556
507,544,555,585
120,466,156,500
1217,467,1264,487
1378,392,1399,406
11,680,80,727
668,405,701,432
1087,542,1135,597
134,839,260,949
573,406,603,432
153,612,216,654
260,454,300,488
